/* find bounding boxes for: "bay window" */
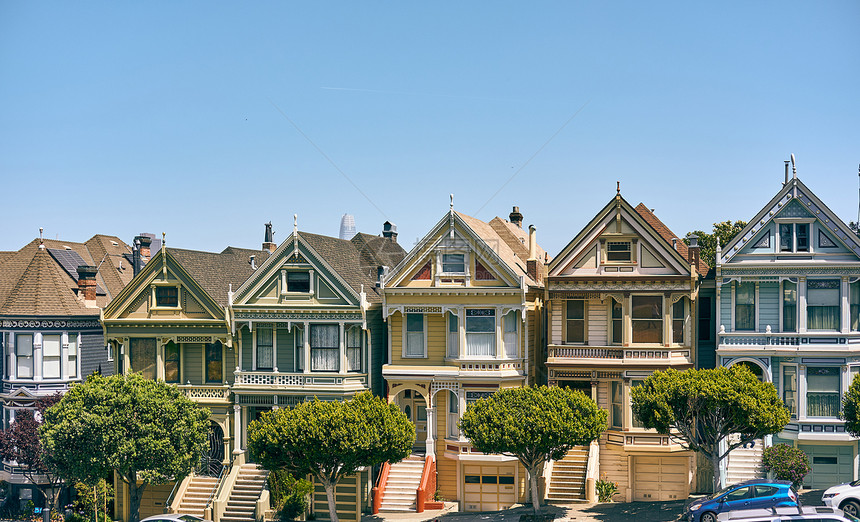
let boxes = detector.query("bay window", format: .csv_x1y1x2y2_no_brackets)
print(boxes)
16,334,33,379
256,326,273,370
346,325,361,372
405,314,425,357
807,279,840,331
164,341,179,383
807,366,840,417
565,300,585,344
466,309,495,357
42,335,61,379
294,326,304,371
735,282,755,331
130,338,156,379
783,280,797,332
632,295,662,343
447,312,459,358
503,311,517,358
310,325,339,371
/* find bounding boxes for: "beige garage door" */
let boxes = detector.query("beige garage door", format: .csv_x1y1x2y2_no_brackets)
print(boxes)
463,464,517,512
632,456,689,501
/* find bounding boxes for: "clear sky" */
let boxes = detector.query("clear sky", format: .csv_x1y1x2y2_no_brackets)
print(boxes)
2,1,858,258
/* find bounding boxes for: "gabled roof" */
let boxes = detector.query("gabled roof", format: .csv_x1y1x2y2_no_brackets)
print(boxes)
721,176,860,263
0,235,133,317
634,204,710,275
168,246,271,308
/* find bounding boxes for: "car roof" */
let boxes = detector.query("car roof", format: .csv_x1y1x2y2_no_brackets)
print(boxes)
719,505,847,521
729,479,794,488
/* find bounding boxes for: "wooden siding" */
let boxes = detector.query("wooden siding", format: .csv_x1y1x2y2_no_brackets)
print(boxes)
184,343,203,384
81,330,113,377
598,441,630,501
759,282,779,332
312,473,360,521
720,287,732,331
390,313,402,361
389,312,447,365
437,456,458,500
551,304,562,345
587,298,607,345
241,330,252,370
276,327,295,372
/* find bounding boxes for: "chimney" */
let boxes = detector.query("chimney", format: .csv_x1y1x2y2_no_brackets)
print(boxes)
687,234,700,273
76,265,98,307
135,235,152,262
382,221,398,243
526,225,543,284
376,266,388,288
262,222,276,253
784,160,790,185
132,238,142,276
509,206,524,228
249,255,256,270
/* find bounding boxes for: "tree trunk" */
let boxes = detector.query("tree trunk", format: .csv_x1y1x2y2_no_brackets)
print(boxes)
128,472,146,522
528,465,541,515
711,453,723,493
322,479,339,522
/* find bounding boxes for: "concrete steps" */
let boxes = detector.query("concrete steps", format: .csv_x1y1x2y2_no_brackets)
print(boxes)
177,475,220,518
221,464,269,522
546,447,589,503
379,454,425,512
726,438,765,486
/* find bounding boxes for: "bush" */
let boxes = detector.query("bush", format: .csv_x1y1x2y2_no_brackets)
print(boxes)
268,470,313,521
762,444,811,488
595,475,618,502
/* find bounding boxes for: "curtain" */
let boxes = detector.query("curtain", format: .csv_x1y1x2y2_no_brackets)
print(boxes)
735,283,755,331
466,311,496,356
131,338,156,380
466,333,495,356
311,325,339,371
447,313,459,358
504,311,517,358
807,367,840,417
346,326,361,372
42,335,61,379
256,328,273,369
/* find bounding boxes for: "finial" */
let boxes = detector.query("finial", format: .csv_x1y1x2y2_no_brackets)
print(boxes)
293,214,298,235
162,232,166,247
790,153,797,179
616,181,620,195
39,227,43,244
450,194,454,210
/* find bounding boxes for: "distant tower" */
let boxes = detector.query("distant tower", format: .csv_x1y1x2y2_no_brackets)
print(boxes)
340,214,356,240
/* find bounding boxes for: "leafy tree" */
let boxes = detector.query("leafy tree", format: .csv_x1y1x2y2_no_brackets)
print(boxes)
39,373,210,522
459,386,607,514
630,366,789,491
0,393,63,517
684,220,748,268
761,444,810,488
840,374,860,437
247,392,414,522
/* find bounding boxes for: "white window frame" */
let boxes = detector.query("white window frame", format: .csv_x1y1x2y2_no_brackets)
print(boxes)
776,219,815,254
151,283,181,310
16,333,34,379
503,310,518,359
782,363,798,419
465,308,496,358
403,313,427,358
42,334,62,380
631,294,665,345
446,312,459,358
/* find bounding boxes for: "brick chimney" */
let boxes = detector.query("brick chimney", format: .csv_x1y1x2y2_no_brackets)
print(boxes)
76,265,98,308
262,222,276,253
135,235,152,261
687,234,700,273
382,221,398,243
526,225,543,284
509,206,523,228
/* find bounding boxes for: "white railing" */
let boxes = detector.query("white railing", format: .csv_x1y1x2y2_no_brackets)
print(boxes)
548,346,692,363
233,371,367,387
178,385,230,400
719,331,860,348
549,346,623,359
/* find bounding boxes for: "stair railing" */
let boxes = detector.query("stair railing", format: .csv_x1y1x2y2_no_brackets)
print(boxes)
416,454,436,513
371,461,391,514
584,441,599,503
204,462,231,520
166,473,195,514
213,450,247,522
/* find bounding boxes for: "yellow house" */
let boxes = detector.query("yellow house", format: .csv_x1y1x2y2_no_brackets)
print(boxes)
378,205,546,513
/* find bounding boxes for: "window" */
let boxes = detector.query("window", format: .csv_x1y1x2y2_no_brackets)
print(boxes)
448,391,459,438
808,279,840,331
726,487,751,502
631,380,645,428
780,224,793,252
783,365,797,417
783,280,797,332
466,309,495,357
205,341,222,383
565,300,585,344
68,334,78,379
287,272,310,293
442,253,465,274
611,381,622,429
405,314,425,357
346,325,361,372
503,310,518,358
130,338,156,379
43,335,61,379
16,334,33,378
611,299,623,344
852,281,860,332
165,341,179,383
155,286,178,307
796,223,809,252
698,296,712,341
466,390,494,406
256,326,273,370
807,366,840,417
294,326,304,372
310,325,339,371
735,282,755,331
780,223,810,253
447,312,459,358
672,300,685,344
606,241,631,262
753,485,778,498
632,295,662,343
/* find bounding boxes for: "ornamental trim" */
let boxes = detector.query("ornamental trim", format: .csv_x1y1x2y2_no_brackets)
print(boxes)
1,319,101,330
234,312,362,321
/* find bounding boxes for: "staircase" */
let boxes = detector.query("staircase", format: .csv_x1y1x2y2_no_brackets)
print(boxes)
220,464,269,522
379,454,425,512
177,475,220,518
546,446,589,503
726,438,765,485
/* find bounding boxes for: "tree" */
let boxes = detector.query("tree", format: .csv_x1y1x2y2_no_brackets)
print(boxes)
459,386,607,514
630,366,789,491
39,373,210,522
684,220,748,268
247,392,414,522
0,393,63,518
840,374,860,437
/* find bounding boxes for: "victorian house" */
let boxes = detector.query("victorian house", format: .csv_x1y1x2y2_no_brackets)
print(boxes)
377,204,546,513
544,189,707,503
717,167,860,490
0,233,134,507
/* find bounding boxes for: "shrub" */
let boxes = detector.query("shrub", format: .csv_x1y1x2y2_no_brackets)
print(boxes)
268,469,313,521
595,475,618,502
761,444,811,488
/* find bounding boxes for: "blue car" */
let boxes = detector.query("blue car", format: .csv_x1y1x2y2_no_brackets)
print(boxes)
686,479,799,522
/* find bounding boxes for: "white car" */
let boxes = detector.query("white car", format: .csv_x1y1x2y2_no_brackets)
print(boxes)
823,480,860,517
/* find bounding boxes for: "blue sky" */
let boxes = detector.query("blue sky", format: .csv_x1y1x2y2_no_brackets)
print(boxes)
2,1,858,258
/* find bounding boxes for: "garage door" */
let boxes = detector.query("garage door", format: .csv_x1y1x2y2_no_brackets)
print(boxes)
632,456,689,501
798,444,854,489
463,464,517,512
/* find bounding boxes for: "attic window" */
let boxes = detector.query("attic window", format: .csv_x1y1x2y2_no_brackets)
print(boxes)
442,254,466,274
287,272,311,293
475,260,495,280
155,286,178,307
606,241,631,262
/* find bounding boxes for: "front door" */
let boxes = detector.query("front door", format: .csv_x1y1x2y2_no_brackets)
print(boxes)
197,422,225,476
400,390,426,448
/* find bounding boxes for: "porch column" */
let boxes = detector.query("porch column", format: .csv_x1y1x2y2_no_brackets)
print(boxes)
425,394,435,455
272,325,278,373
233,403,243,451
303,322,311,374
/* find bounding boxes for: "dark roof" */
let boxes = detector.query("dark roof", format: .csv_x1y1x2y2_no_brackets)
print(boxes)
634,203,710,275
168,246,271,308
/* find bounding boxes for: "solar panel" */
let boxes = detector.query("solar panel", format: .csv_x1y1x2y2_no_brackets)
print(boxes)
47,248,106,295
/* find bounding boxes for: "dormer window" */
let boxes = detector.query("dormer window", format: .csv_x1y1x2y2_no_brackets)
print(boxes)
155,286,178,307
779,223,810,253
442,254,466,274
287,272,310,293
607,241,632,262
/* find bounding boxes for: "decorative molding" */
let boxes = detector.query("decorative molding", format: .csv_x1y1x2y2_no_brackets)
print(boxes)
176,335,213,343
1,319,100,330
234,311,362,321
548,281,690,292
722,267,860,277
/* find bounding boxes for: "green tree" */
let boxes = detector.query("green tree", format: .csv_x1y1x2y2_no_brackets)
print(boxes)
459,386,607,514
684,220,748,268
247,392,414,522
840,375,860,437
630,366,789,491
39,373,210,522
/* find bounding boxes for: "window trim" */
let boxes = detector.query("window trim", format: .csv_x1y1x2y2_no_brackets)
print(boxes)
733,281,757,332
776,218,816,254
564,299,587,345
465,308,497,358
609,298,623,345
804,365,842,419
309,324,340,373
782,363,798,419
151,283,181,310
631,294,664,345
403,313,427,358
806,278,841,332
439,252,467,276
671,298,686,346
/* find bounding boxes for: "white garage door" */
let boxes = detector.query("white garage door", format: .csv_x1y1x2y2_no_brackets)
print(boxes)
798,444,854,490
632,456,689,501
463,464,517,512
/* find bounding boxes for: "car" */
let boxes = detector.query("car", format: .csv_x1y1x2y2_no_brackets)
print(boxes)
686,479,800,522
823,479,860,517
140,515,212,522
716,505,860,521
